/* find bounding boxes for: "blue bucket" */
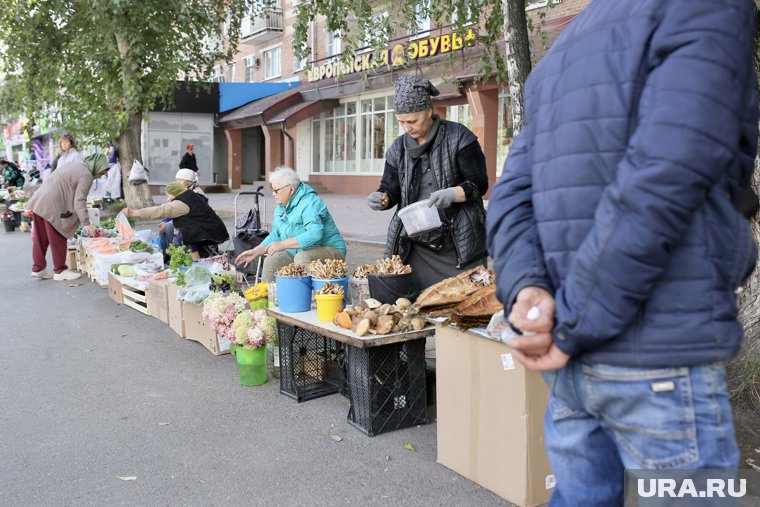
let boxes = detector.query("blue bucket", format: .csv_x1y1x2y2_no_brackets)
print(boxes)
312,276,349,301
276,275,313,312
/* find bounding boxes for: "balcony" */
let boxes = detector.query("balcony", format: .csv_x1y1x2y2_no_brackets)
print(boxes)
241,9,284,45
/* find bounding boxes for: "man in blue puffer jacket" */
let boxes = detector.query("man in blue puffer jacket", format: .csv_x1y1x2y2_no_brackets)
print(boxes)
486,1,757,504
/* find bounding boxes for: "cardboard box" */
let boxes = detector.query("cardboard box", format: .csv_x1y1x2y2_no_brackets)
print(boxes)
147,279,170,324
182,301,231,356
436,326,554,507
108,272,123,304
167,282,184,337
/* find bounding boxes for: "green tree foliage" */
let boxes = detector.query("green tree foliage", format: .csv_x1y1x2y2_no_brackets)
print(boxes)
0,0,253,206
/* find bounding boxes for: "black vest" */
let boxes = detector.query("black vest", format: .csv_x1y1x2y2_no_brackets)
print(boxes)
173,190,229,245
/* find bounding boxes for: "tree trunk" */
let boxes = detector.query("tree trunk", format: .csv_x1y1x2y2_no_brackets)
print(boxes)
117,110,154,209
504,0,532,136
729,10,760,408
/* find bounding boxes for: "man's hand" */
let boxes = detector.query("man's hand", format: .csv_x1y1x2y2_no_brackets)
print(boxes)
427,188,457,209
508,286,556,357
123,208,138,218
512,344,571,371
83,224,96,237
367,191,388,211
158,222,167,233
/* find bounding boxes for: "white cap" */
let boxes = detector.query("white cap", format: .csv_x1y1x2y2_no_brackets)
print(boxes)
175,169,196,181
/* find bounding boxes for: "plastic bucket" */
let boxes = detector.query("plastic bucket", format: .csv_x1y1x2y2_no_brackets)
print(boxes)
315,293,344,322
276,275,312,312
312,276,349,300
397,199,441,235
236,346,267,386
3,219,15,233
368,273,418,304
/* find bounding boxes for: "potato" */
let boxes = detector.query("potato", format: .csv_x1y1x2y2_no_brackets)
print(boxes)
375,315,395,334
355,318,371,337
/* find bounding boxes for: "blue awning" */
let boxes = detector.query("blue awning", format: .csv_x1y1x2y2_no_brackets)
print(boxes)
219,81,301,113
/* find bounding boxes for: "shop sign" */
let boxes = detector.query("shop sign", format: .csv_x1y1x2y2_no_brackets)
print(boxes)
306,27,477,83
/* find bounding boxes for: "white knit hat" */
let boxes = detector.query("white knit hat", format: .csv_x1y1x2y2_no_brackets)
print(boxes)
175,168,197,181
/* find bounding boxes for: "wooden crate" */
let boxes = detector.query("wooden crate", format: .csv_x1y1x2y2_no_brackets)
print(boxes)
108,272,124,304
122,281,148,315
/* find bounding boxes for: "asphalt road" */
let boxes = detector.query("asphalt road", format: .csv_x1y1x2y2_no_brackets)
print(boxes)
0,229,509,506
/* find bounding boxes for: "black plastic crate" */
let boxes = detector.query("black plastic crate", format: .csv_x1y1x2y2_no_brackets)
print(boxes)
278,322,342,402
346,340,428,437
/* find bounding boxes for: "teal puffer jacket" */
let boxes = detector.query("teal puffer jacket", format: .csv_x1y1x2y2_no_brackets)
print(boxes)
262,182,346,256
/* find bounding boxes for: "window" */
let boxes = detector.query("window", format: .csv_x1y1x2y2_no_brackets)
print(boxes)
413,3,431,37
326,31,341,58
311,94,395,174
293,55,306,72
451,0,479,24
210,67,224,83
263,46,281,80
227,63,236,83
526,0,562,10
291,0,300,5
361,13,389,49
244,55,258,82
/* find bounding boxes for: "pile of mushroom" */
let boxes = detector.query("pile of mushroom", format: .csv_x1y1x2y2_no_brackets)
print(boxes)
333,297,426,336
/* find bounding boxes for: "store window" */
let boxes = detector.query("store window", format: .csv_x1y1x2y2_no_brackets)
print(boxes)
293,55,306,72
210,67,224,83
311,94,397,174
146,112,214,184
263,46,281,80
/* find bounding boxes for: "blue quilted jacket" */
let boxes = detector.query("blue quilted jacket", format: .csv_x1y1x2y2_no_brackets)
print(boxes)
486,0,758,367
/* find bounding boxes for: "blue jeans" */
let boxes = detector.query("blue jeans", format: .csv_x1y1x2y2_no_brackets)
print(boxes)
542,360,739,506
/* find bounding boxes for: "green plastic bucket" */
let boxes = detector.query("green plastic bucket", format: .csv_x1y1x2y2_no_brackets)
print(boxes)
236,346,267,386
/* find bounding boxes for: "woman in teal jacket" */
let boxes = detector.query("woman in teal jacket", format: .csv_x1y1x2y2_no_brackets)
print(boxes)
236,166,346,281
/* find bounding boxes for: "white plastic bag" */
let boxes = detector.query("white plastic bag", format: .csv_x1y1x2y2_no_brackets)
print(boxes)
105,161,122,198
128,159,149,184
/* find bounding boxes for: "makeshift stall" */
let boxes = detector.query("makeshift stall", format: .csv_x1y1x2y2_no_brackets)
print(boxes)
267,307,434,437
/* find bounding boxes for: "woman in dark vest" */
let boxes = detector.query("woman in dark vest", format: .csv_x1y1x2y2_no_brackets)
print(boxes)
125,182,228,260
367,76,489,292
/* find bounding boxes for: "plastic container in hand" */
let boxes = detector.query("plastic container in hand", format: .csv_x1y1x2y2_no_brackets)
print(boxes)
397,199,441,235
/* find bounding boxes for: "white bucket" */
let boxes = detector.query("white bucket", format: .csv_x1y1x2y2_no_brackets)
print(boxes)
397,199,442,235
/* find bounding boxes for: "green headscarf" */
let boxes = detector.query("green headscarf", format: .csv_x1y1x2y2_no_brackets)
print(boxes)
83,153,109,176
165,181,188,197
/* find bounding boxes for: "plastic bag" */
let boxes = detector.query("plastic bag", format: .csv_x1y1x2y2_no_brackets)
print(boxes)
177,283,211,305
486,312,520,344
348,277,370,306
128,159,149,184
115,211,135,239
184,265,213,287
105,161,122,198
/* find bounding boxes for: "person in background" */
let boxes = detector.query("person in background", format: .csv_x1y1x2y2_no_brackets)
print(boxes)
157,168,207,257
367,76,489,292
486,1,757,504
50,134,83,174
179,144,198,174
235,166,346,282
1,160,24,188
26,153,110,281
125,181,228,260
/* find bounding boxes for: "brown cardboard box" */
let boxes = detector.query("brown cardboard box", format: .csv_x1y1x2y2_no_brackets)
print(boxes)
108,272,123,304
182,301,231,356
167,282,184,337
147,279,170,324
436,326,554,507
